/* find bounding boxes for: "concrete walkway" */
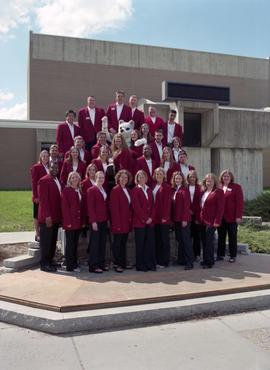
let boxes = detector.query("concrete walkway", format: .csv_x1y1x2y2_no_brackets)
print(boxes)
0,231,35,245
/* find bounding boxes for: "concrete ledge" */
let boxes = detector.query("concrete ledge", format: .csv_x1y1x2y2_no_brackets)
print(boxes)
3,254,40,269
1,290,270,335
242,216,262,226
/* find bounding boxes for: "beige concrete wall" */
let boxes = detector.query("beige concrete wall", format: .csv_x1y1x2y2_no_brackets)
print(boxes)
263,148,270,187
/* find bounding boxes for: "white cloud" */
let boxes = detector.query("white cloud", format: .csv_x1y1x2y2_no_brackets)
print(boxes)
35,0,133,37
0,102,27,120
0,90,15,102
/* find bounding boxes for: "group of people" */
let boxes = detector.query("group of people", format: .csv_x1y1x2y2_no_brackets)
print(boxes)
30,90,244,273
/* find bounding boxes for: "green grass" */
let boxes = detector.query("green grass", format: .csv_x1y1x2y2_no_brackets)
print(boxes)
238,224,270,254
244,189,270,221
0,191,33,232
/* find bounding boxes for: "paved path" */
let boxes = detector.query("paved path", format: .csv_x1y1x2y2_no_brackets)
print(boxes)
1,310,270,370
0,231,35,245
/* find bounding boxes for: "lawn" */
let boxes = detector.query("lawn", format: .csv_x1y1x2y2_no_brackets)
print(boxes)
0,191,33,232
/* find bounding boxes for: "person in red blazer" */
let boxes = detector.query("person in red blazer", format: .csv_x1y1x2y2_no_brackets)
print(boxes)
38,162,62,272
145,106,164,137
91,131,108,159
217,170,244,262
30,150,50,242
60,146,86,186
109,170,133,272
130,130,143,159
65,136,92,165
91,146,112,192
78,96,105,150
56,110,81,157
179,150,195,179
150,129,165,166
87,171,109,273
49,144,63,177
135,145,157,189
106,90,132,134
111,133,134,174
187,170,202,261
200,173,225,268
160,146,180,185
152,167,172,268
171,171,194,270
131,170,156,271
81,163,97,238
61,172,85,272
162,109,183,146
129,95,145,130
171,137,183,162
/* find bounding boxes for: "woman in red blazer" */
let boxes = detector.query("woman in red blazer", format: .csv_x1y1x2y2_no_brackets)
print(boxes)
152,167,172,268
109,170,133,272
171,136,183,162
131,170,156,271
187,170,202,261
217,170,244,262
171,171,194,270
60,146,86,186
200,173,225,268
160,146,180,185
111,133,134,174
30,150,50,242
130,130,143,159
91,145,112,192
61,172,85,272
87,171,109,273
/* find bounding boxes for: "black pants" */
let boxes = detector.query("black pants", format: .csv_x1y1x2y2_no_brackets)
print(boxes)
39,223,59,267
134,226,156,271
175,222,194,267
190,221,201,258
65,229,81,270
155,224,170,267
201,225,216,267
112,233,128,268
217,220,238,258
88,222,107,270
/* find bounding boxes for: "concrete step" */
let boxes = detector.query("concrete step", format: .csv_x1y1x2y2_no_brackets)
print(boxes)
28,248,41,258
3,254,39,269
28,241,40,250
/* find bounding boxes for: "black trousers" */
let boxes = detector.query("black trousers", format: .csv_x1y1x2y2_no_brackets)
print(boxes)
175,222,194,267
65,229,81,270
155,224,170,267
39,223,59,267
112,233,128,268
88,222,107,270
190,221,201,258
217,220,238,258
201,225,216,267
134,226,156,271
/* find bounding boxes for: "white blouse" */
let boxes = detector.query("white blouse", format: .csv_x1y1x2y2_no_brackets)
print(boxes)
152,184,161,201
122,187,131,204
189,185,195,203
201,190,211,208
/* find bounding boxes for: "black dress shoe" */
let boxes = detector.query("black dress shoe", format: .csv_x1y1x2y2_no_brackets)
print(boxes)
216,256,224,261
185,265,193,270
40,265,56,272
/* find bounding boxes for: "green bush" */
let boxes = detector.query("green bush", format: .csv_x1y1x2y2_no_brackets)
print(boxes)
238,224,270,254
244,189,270,221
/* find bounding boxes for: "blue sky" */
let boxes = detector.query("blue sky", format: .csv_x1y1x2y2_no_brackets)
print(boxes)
0,0,269,119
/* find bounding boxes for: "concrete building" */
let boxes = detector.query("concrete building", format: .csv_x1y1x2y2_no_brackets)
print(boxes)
1,32,270,197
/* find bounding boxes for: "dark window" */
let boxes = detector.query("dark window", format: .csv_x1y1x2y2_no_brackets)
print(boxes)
184,113,201,147
41,142,54,151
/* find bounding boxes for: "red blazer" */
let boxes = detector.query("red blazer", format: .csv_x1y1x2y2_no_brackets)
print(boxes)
130,145,143,160
200,188,225,226
61,187,85,230
65,148,92,165
131,108,145,130
162,122,183,145
113,148,134,174
153,182,172,225
135,156,158,189
56,122,81,156
222,183,244,223
150,141,164,166
106,103,132,132
60,160,86,186
30,163,48,202
81,178,95,195
188,184,202,223
165,162,180,185
145,116,164,137
172,186,191,223
37,175,62,224
91,143,102,159
78,107,105,143
109,185,132,233
87,186,108,223
91,158,109,191
131,186,155,228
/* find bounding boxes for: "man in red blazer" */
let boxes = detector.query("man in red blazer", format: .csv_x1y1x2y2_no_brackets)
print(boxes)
150,129,165,166
135,145,157,189
78,96,105,150
162,109,183,145
38,162,62,272
106,90,132,134
129,95,145,130
56,110,81,157
145,106,164,137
